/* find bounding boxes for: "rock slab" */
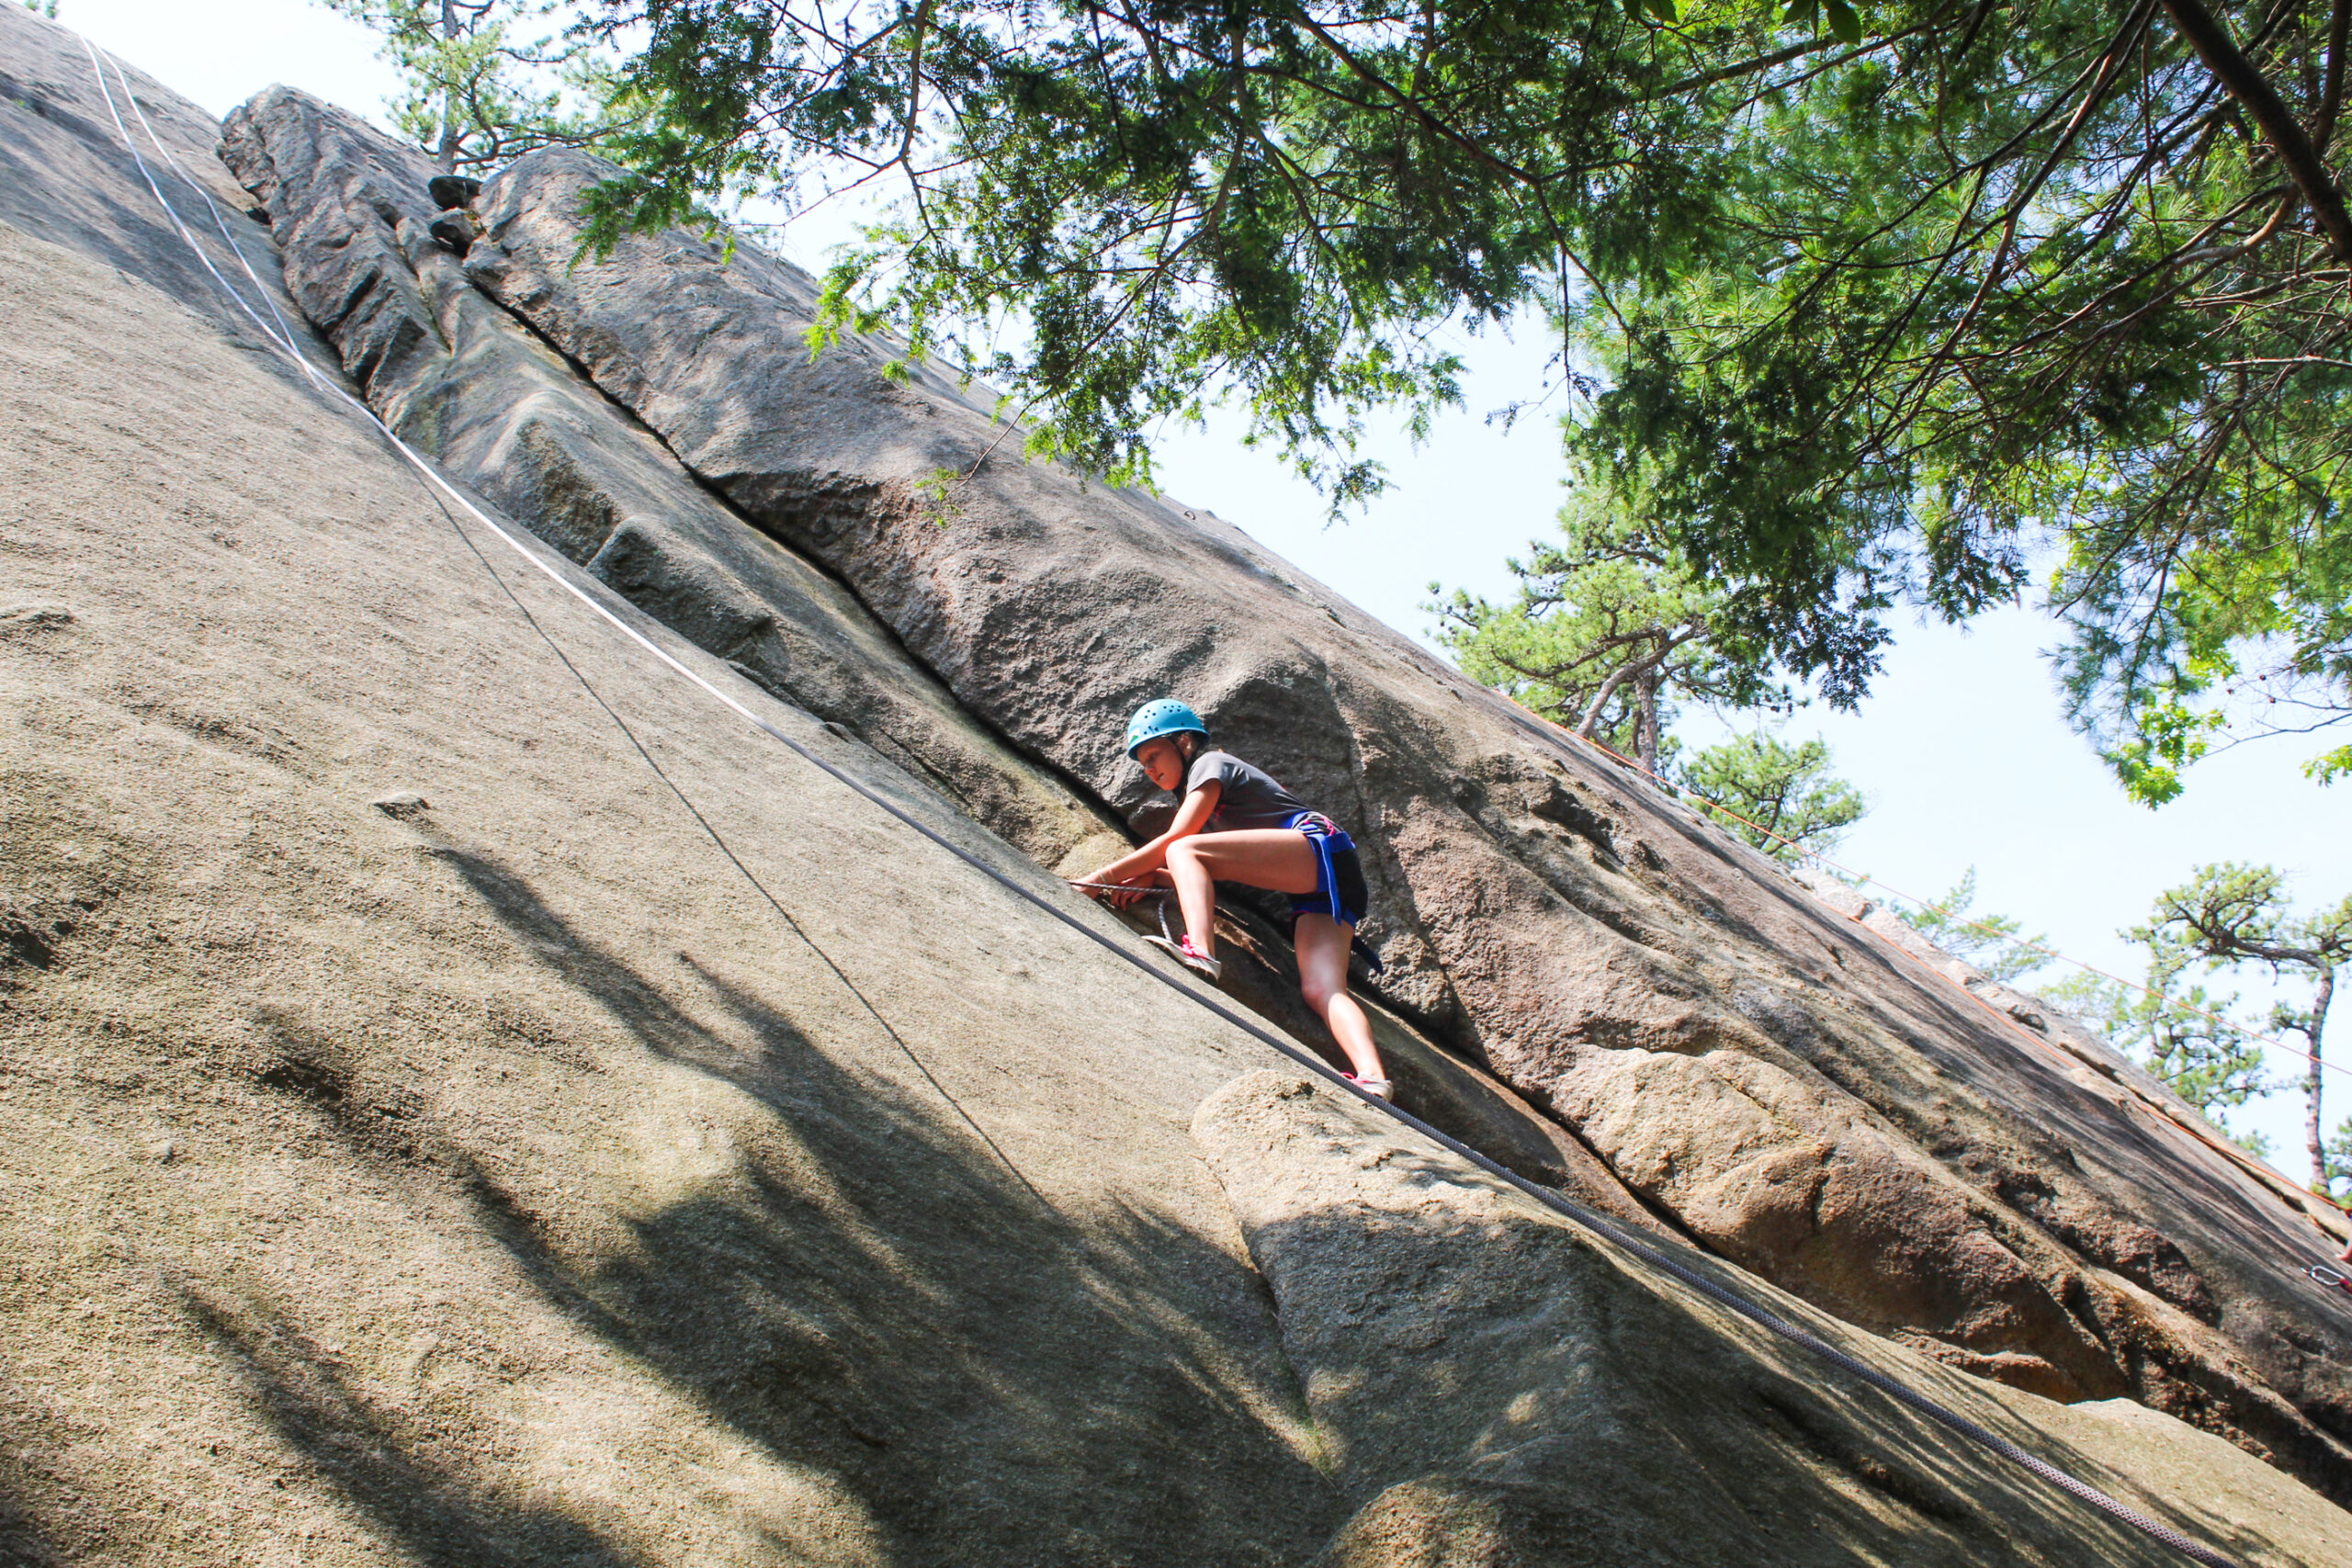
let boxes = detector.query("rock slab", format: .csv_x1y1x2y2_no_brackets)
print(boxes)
0,5,2348,1561
422,134,2352,1491
1197,1071,2352,1567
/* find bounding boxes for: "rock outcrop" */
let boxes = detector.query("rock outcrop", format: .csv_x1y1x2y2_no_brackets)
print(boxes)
209,73,2350,1495
209,79,1666,1236
214,83,1131,881
0,20,1335,1562
2,5,2349,1561
1199,1072,2350,1566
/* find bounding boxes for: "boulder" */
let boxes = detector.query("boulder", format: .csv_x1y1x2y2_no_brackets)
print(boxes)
1196,1071,2352,1567
426,171,480,210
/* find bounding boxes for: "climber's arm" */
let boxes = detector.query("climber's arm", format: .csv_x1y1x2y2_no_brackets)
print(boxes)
1079,782,1223,906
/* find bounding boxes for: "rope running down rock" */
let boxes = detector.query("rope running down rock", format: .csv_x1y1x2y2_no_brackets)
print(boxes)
78,39,2242,1566
75,38,1057,1214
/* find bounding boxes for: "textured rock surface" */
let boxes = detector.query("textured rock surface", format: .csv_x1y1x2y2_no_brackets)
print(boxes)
1197,1072,2352,1567
209,80,1651,1235
5,6,2352,1560
216,85,1130,879
401,138,2352,1489
1,17,1332,1561
0,216,1335,1568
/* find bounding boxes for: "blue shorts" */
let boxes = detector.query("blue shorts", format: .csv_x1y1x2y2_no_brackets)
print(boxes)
1287,812,1368,929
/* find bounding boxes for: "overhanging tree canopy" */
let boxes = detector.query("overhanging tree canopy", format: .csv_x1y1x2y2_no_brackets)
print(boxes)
577,0,2352,795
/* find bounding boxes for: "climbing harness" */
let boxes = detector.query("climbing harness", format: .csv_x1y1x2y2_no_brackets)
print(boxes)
1285,810,1366,929
82,39,2248,1565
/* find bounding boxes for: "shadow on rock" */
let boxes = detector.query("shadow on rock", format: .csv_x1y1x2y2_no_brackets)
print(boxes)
182,1293,635,1568
241,840,1332,1568
1198,1074,2338,1568
0,1466,68,1568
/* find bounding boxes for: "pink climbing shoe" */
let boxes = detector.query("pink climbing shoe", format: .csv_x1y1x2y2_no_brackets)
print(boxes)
1143,932,1222,980
1344,1074,1394,1102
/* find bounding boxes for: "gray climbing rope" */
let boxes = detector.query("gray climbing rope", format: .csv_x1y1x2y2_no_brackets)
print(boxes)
78,39,2242,1566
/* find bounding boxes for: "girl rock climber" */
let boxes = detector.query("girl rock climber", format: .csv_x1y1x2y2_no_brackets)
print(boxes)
1077,698,1392,1100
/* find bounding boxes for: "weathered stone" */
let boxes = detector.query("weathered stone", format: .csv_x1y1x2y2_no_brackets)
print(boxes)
210,83,1623,1219
427,171,481,210
0,604,73,637
1196,1071,2352,1567
0,108,1336,1568
5,5,2351,1559
426,205,475,254
370,789,430,821
218,84,1133,880
447,140,2352,1493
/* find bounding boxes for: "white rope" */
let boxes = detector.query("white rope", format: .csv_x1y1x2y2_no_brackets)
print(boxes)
73,41,2250,1564
81,35,827,765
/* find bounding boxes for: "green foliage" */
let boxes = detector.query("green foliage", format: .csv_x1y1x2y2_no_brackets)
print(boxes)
579,0,1895,694
1901,869,2050,984
577,0,2352,785
2305,742,2352,787
1568,0,2352,793
2136,865,2352,986
1674,730,1865,862
1429,465,1803,768
2132,863,2348,1187
2046,970,2276,1156
322,0,635,172
2324,1115,2352,1206
22,1,56,19
1781,0,1860,43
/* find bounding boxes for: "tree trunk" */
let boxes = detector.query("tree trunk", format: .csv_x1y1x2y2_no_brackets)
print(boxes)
2154,0,2352,261
436,0,461,173
2307,964,2335,1193
1636,671,1660,774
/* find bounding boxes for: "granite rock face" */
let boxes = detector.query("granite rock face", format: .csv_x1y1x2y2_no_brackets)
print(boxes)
209,81,1657,1233
218,84,1131,878
1196,1072,2352,1568
4,4,2352,1560
1,17,1337,1562
342,136,2352,1489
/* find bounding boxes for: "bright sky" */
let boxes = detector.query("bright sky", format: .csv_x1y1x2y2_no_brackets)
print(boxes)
59,0,2350,1179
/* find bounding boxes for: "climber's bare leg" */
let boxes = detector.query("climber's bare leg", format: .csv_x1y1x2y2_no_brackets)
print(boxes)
1295,913,1383,1083
1162,829,1319,961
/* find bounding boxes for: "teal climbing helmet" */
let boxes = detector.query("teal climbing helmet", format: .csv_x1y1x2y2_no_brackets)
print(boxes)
1125,697,1207,759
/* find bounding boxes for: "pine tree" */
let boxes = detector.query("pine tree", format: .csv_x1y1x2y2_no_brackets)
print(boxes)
321,0,629,173
1902,869,2051,984
1674,732,1865,863
1431,473,1792,774
2132,865,2347,1188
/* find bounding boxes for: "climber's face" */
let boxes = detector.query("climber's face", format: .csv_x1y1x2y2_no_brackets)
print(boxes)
1135,737,1186,794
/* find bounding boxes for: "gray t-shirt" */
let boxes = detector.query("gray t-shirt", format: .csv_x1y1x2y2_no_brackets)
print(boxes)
1185,750,1314,831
